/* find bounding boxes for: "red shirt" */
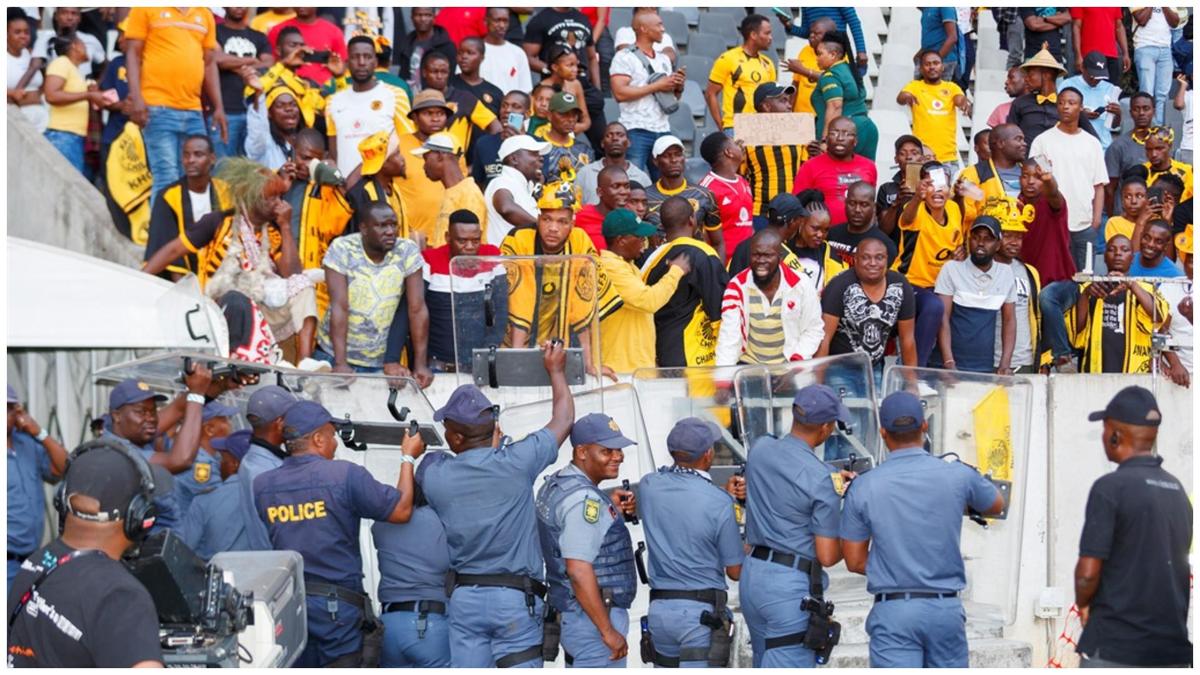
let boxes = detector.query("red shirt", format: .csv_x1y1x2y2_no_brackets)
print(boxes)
434,8,488,46
699,171,755,261
1069,8,1122,58
792,154,878,226
268,17,348,85
575,205,607,251
1020,195,1076,284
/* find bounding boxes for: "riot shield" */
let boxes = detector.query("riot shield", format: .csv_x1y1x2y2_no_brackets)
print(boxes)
731,352,881,468
447,255,608,391
880,366,1033,625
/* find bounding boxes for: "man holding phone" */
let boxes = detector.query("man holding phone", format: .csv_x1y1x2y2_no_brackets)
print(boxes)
609,10,684,177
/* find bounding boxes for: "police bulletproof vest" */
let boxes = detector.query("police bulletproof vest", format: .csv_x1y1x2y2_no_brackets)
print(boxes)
536,470,637,612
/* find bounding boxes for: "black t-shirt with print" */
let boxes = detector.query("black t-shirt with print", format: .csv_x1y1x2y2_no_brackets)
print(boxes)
216,25,270,114
821,269,916,364
7,540,163,667
522,9,596,89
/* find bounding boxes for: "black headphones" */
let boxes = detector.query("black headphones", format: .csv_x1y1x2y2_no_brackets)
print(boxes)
53,438,159,542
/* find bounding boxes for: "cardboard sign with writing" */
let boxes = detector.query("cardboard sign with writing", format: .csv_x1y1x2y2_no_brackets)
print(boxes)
733,112,815,146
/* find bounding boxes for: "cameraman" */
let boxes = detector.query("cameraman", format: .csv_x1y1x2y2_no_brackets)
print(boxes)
7,440,170,667
839,391,1004,667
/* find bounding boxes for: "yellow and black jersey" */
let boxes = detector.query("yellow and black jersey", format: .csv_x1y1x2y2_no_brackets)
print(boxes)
444,86,498,159
1078,281,1170,374
143,179,231,277
644,180,722,234
741,143,806,215
641,236,729,367
893,200,965,289
708,47,776,129
288,182,353,317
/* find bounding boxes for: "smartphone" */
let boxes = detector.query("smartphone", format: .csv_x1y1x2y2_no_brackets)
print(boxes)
929,167,947,190
771,7,793,22
904,164,922,190
506,112,525,130
302,50,331,64
1033,154,1053,172
1147,186,1165,207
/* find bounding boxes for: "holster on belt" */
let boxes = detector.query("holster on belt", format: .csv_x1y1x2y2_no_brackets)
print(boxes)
700,593,734,668
639,615,655,664
306,580,384,668
541,605,562,662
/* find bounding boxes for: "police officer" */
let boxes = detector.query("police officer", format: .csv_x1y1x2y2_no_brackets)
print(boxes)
372,453,453,667
421,341,575,668
7,385,68,587
639,417,744,668
740,384,851,667
102,369,212,533
253,400,425,667
840,391,1005,668
535,413,639,667
1075,386,1192,668
236,385,297,549
181,429,253,559
173,400,238,515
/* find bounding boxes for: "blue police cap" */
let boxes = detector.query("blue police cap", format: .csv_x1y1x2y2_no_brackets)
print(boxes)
433,384,496,425
211,429,252,461
109,378,168,411
879,391,926,433
7,385,18,404
246,385,297,424
202,400,240,422
570,413,635,449
792,384,851,425
666,417,723,461
1087,385,1162,427
281,400,337,441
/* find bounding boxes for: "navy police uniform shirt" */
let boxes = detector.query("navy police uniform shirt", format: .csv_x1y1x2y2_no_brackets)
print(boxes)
422,429,558,578
180,475,254,560
8,430,53,556
744,434,842,559
638,467,743,590
254,454,401,591
840,447,998,594
237,438,286,550
372,505,451,604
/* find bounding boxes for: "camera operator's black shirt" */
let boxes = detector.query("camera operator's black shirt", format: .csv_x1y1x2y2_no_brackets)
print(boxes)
1076,455,1193,666
7,540,162,667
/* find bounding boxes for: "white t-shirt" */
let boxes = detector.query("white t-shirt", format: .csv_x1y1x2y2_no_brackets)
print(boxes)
188,189,212,221
612,26,675,54
1161,281,1193,373
1028,126,1108,232
325,82,408,176
32,29,105,78
480,39,532,97
1133,7,1173,48
484,165,540,247
7,48,40,90
609,46,673,133
1182,92,1193,152
994,260,1034,368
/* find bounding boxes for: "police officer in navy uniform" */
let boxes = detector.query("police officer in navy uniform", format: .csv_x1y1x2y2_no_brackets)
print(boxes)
7,385,69,588
237,385,297,550
535,413,640,667
173,400,237,515
840,391,1005,668
253,400,425,667
1075,387,1192,668
740,384,851,667
101,369,212,534
638,417,744,668
421,341,575,668
180,429,254,559
372,453,453,667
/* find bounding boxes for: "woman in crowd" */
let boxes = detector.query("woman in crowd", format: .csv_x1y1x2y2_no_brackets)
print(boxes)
6,9,46,132
42,35,105,174
812,31,877,160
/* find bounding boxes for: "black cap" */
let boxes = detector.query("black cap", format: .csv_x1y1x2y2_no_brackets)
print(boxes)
970,215,1002,238
894,134,923,153
753,81,795,109
1081,50,1108,80
61,440,174,523
1087,386,1162,427
766,193,808,223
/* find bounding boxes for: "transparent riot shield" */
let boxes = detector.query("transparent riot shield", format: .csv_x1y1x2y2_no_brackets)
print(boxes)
731,352,881,468
447,255,608,393
880,366,1033,625
154,275,229,355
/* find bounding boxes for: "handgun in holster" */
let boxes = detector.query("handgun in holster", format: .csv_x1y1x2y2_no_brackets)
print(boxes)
800,562,840,665
541,605,562,662
699,595,734,667
639,615,654,664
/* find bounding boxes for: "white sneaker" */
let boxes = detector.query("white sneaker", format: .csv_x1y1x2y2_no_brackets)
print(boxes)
297,357,332,372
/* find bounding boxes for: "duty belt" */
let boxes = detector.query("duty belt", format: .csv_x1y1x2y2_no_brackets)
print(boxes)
750,545,816,573
453,573,547,598
305,578,368,611
649,589,727,605
874,591,958,602
382,600,446,615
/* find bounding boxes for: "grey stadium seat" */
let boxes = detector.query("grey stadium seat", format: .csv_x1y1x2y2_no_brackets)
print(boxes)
609,7,633,33
675,7,701,27
682,80,706,118
688,33,729,60
679,55,713,86
698,13,740,49
669,103,697,143
685,157,712,184
603,98,620,124
660,10,690,48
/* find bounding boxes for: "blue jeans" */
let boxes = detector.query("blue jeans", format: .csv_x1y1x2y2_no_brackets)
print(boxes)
561,605,629,667
1039,280,1080,360
913,287,946,368
380,609,451,667
647,598,715,667
144,105,207,204
867,597,967,667
312,347,383,373
211,111,247,160
739,556,820,668
44,129,84,173
626,128,666,181
448,586,544,667
1135,45,1173,125
822,361,883,462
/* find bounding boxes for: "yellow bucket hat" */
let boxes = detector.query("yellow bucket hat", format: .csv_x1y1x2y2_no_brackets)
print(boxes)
358,130,398,176
1176,224,1193,256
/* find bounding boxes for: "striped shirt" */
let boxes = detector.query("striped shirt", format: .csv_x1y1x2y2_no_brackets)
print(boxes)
742,286,786,365
741,143,806,215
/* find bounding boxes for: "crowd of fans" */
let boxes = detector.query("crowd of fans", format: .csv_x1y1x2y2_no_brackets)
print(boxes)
6,6,1194,385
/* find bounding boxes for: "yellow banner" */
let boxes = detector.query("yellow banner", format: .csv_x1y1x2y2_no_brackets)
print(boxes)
973,385,1012,481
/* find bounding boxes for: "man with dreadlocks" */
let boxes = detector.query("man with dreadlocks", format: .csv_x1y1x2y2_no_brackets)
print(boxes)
143,157,320,365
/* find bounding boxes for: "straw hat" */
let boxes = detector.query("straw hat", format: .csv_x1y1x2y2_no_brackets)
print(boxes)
1021,42,1067,75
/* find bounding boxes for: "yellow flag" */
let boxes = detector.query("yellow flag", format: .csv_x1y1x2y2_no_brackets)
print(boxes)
973,385,1012,481
105,122,153,245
